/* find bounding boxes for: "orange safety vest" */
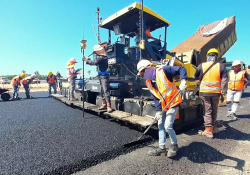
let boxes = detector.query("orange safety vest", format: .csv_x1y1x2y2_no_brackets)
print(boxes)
67,67,76,79
48,75,56,84
228,70,246,91
11,76,21,87
200,62,221,94
145,68,183,112
22,78,33,85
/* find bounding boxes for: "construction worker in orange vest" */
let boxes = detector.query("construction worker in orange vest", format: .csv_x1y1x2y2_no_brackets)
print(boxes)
11,73,25,99
66,58,81,101
194,48,228,138
46,71,57,96
137,59,187,158
22,74,36,99
226,60,250,120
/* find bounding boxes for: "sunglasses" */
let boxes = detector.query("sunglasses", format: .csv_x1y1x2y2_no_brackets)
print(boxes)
208,54,218,57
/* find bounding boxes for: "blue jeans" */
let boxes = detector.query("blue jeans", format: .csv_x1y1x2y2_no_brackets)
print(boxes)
13,86,19,98
48,83,57,95
23,84,30,98
158,106,178,148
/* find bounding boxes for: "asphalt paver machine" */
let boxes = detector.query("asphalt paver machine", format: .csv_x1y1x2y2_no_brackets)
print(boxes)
62,2,237,130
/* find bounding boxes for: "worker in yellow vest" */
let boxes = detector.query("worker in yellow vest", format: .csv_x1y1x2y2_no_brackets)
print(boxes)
137,59,187,158
11,73,25,99
194,48,228,138
226,60,250,120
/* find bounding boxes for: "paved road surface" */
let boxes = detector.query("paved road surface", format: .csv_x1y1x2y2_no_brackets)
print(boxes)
75,90,250,175
0,92,150,174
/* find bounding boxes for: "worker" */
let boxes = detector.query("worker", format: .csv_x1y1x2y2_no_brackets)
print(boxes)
11,73,25,99
66,58,81,101
46,71,57,96
226,60,250,120
82,44,112,113
194,48,228,138
137,59,187,158
22,74,36,99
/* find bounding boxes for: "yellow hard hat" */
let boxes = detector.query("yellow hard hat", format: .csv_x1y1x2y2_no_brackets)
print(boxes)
48,71,53,76
207,48,219,57
21,73,25,78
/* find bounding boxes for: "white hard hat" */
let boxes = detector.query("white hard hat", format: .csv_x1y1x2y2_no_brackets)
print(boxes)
93,44,103,52
137,59,151,75
31,74,36,78
232,60,242,67
69,57,78,63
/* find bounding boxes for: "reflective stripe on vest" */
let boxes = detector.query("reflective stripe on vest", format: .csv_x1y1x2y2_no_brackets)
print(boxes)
67,68,76,79
145,68,183,112
228,70,245,91
98,66,110,75
48,75,56,84
11,76,20,87
200,62,221,93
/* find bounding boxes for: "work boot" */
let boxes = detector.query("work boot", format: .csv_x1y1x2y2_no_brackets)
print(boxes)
198,126,213,138
107,103,112,113
98,103,107,110
212,125,220,134
230,113,238,120
148,147,167,156
167,144,178,158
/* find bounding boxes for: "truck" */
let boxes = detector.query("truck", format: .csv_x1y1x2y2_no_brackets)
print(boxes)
54,2,237,131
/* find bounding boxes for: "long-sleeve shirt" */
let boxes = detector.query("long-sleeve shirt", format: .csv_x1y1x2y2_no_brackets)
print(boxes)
194,62,228,96
85,55,109,74
151,66,188,111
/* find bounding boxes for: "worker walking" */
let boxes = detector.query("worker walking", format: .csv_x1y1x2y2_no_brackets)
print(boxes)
194,48,228,138
82,44,112,113
11,73,26,99
66,58,81,101
137,59,187,158
22,74,36,99
226,60,250,120
46,71,57,96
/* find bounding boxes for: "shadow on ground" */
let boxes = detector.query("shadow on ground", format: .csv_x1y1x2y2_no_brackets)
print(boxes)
173,141,245,171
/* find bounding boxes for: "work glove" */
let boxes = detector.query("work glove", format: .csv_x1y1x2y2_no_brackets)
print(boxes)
179,79,187,91
245,84,248,89
155,111,163,120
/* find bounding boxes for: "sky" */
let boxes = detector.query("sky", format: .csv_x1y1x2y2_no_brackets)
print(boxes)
0,0,249,77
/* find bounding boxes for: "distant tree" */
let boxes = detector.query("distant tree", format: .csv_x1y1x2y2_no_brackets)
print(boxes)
34,71,40,75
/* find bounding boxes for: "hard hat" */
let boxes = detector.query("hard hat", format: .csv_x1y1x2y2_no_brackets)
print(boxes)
206,48,219,57
31,74,36,78
93,44,103,52
137,59,151,75
69,57,78,63
48,71,53,76
232,60,242,67
20,73,25,78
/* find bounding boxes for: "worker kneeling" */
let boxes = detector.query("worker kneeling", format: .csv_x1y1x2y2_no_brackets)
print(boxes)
137,59,187,157
22,74,36,99
226,60,250,120
47,71,57,96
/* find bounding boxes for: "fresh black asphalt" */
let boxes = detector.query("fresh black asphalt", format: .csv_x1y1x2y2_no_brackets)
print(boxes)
0,92,150,174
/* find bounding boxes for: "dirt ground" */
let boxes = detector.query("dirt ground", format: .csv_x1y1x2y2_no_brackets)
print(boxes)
1,82,69,92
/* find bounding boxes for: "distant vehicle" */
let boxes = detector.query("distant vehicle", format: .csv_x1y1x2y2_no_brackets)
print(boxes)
0,77,11,84
32,78,41,84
